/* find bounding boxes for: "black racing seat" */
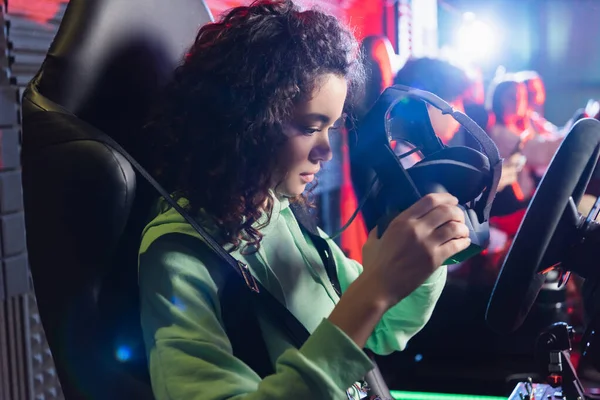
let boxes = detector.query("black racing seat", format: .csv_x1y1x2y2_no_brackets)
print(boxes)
21,0,212,398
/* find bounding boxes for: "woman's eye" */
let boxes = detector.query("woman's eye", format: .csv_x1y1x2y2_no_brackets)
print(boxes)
303,128,320,135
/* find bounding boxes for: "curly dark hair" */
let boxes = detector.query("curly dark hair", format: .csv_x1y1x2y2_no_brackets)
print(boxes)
143,0,364,252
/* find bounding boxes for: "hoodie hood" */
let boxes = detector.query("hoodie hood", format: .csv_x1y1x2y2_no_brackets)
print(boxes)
139,193,290,256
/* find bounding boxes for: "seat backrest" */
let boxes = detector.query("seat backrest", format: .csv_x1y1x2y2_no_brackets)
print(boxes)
21,1,212,399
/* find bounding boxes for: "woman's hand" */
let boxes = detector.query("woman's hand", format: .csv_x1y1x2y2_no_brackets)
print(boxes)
328,193,470,349
498,153,526,192
360,193,471,308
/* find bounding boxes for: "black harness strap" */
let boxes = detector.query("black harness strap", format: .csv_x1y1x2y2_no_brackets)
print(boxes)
223,204,392,400
290,203,342,296
222,203,341,379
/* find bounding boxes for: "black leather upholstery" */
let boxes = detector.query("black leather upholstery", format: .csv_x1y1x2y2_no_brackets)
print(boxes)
21,1,212,399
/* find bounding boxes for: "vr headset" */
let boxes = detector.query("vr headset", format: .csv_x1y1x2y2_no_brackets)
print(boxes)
350,85,502,264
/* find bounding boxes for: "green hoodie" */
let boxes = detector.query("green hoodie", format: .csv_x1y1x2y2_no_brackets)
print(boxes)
138,194,447,400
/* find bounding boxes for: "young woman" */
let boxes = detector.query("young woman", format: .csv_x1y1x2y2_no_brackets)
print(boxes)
138,1,470,399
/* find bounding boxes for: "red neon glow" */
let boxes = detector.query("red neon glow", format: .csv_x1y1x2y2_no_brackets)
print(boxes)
547,374,562,387
205,0,384,41
516,82,529,119
9,0,68,25
344,0,385,41
528,77,546,107
487,111,496,130
511,181,525,201
372,39,394,89
340,130,367,263
539,263,561,275
490,208,527,237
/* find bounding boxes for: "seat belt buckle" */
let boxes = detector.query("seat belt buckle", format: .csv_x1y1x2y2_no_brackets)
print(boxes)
237,261,260,293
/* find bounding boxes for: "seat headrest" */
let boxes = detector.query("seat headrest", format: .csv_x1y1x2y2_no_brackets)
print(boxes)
27,0,213,128
359,35,398,116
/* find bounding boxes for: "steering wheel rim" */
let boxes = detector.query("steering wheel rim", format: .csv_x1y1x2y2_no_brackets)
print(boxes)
486,118,600,335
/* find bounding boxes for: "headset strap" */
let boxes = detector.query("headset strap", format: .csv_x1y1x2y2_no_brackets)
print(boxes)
450,111,502,221
392,85,503,221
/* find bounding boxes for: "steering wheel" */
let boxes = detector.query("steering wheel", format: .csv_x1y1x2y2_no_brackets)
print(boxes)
486,118,600,334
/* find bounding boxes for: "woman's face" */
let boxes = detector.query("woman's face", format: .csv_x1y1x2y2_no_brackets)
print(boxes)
275,73,348,197
502,82,529,122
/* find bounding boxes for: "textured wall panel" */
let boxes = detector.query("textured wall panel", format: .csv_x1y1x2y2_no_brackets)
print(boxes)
1,1,66,399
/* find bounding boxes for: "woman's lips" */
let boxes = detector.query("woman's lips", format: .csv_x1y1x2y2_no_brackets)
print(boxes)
300,173,315,183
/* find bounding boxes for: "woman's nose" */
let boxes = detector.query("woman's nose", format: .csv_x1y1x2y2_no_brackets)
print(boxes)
312,131,333,162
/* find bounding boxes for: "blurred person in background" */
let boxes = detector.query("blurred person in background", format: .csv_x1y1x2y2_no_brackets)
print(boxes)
394,57,471,145
516,71,560,137
487,77,562,224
